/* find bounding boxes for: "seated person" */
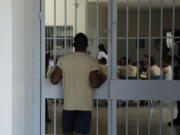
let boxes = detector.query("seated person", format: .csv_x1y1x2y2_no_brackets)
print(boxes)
119,57,126,66
117,57,125,77
163,56,172,80
140,55,149,73
128,60,137,79
99,57,108,77
118,58,137,79
139,55,149,79
148,56,161,79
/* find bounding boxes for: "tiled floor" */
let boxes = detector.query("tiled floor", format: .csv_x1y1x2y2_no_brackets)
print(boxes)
46,100,180,135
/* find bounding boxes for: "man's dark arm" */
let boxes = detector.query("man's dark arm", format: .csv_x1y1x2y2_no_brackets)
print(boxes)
50,67,62,85
89,70,107,88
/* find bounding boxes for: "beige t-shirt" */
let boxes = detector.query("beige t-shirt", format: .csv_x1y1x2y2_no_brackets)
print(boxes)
118,65,137,78
99,64,108,77
149,65,160,77
57,52,99,111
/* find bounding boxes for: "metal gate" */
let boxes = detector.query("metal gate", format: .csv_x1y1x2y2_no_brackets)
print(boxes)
41,0,180,135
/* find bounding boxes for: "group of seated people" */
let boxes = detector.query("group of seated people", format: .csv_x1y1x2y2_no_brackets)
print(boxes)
98,54,173,80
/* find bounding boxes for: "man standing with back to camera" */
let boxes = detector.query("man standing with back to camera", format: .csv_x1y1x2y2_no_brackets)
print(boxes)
50,33,107,135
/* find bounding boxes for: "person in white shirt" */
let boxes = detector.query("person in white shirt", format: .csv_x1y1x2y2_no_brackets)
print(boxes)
98,44,108,64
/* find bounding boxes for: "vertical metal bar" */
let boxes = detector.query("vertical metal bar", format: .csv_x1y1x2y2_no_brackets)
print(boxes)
126,100,129,135
112,0,117,79
74,0,77,36
96,100,99,135
126,0,129,80
96,0,99,56
45,39,47,55
148,101,151,135
108,1,113,135
108,100,112,135
85,0,89,35
45,26,48,54
108,100,117,135
54,99,57,135
64,0,67,53
148,0,152,80
112,100,117,135
48,26,51,56
45,28,47,53
136,100,140,135
108,0,112,80
41,0,45,134
48,27,50,54
160,0,164,80
46,28,48,54
41,98,46,135
53,0,57,62
172,0,176,80
171,101,174,135
159,101,163,135
136,0,140,80
51,27,53,55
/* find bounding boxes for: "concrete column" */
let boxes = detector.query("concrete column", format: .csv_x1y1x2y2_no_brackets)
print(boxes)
0,0,13,135
0,0,40,135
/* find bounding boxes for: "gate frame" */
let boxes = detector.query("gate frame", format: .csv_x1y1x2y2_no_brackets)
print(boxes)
39,0,180,135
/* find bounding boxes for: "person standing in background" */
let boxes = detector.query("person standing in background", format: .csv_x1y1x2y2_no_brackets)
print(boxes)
99,57,108,77
98,44,108,64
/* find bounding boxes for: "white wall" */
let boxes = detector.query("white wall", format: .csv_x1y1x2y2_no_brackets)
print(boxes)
0,0,40,135
12,0,25,134
12,0,40,134
0,0,13,135
45,0,86,33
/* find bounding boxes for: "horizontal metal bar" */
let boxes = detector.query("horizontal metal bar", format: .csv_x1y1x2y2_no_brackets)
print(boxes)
45,37,73,40
110,80,180,100
88,37,109,40
45,51,61,54
46,36,180,40
46,37,109,40
117,36,180,40
43,79,109,99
